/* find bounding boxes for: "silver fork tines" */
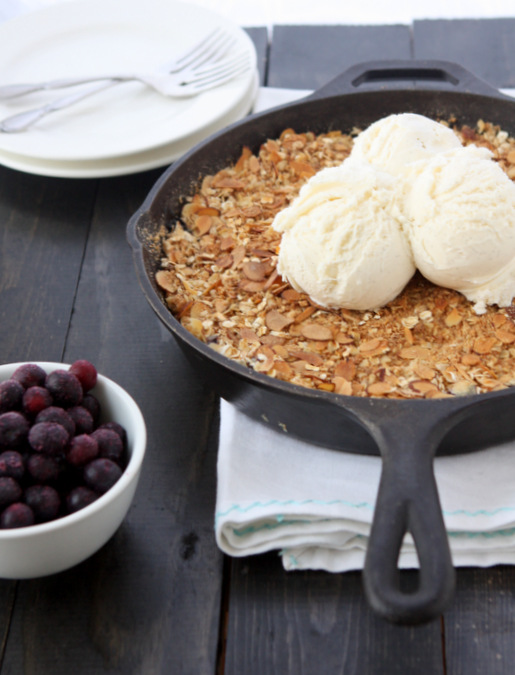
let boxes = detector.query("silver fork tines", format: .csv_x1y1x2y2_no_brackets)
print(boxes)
0,31,252,133
0,28,235,100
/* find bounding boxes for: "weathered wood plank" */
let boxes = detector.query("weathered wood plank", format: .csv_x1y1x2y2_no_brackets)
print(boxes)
413,19,515,88
267,24,412,90
0,170,223,674
0,167,97,362
443,567,515,675
224,555,444,675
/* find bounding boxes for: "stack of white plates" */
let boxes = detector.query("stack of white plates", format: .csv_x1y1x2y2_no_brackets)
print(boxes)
0,0,258,178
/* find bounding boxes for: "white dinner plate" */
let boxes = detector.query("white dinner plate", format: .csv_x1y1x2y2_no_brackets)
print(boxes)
0,0,257,162
0,70,258,178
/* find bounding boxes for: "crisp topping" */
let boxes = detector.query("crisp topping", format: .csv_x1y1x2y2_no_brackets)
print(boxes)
156,123,515,398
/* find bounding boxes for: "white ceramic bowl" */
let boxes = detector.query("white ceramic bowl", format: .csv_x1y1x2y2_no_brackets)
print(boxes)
0,362,146,578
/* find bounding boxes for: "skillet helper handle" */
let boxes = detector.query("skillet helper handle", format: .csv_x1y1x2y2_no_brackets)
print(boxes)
362,419,455,624
309,59,507,99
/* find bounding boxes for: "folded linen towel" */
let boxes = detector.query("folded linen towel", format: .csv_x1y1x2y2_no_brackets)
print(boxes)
215,399,515,571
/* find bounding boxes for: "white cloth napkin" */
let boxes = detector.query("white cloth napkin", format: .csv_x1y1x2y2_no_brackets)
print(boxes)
216,85,515,573
216,400,515,571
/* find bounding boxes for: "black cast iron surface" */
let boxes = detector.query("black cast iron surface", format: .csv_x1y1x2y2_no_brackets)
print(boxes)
3,19,515,674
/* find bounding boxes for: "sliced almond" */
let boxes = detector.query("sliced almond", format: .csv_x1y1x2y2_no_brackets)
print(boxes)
289,349,324,367
294,306,316,323
473,336,497,354
461,353,480,366
155,270,177,294
194,215,213,235
449,380,477,396
190,301,210,318
334,359,356,381
399,346,431,360
300,323,333,341
367,382,394,396
239,279,267,293
231,245,246,267
409,380,439,394
243,261,267,281
413,361,436,380
282,288,304,302
495,329,515,344
239,327,260,342
272,360,293,380
444,308,462,327
265,310,293,332
333,377,353,396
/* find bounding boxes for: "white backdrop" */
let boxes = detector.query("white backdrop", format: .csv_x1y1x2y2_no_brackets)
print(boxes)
2,0,515,26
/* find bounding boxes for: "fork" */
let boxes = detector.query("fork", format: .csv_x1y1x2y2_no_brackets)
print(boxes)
0,31,251,133
0,27,235,100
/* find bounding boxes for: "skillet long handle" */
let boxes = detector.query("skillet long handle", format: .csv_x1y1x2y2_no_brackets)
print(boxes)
361,414,455,624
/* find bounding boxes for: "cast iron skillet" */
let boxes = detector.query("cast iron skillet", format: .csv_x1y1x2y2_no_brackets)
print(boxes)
127,60,515,624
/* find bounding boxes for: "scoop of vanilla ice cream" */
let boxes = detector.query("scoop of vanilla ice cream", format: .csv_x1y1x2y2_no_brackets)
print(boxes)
403,144,515,313
350,113,461,175
272,163,415,310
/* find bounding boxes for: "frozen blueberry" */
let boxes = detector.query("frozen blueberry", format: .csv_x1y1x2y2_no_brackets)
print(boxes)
81,394,100,425
66,486,99,513
0,411,30,449
69,360,97,393
67,406,94,435
36,406,75,437
28,422,69,456
0,477,22,507
91,428,124,464
11,364,46,389
84,458,122,494
24,485,61,522
22,386,53,417
45,370,83,408
99,422,127,450
0,379,24,413
0,451,25,481
67,434,99,467
26,453,60,483
1,502,34,528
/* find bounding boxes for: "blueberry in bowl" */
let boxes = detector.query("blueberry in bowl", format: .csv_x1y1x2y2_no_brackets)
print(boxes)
0,361,146,578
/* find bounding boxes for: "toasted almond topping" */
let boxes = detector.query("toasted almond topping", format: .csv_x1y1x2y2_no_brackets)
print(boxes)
220,237,236,251
272,360,293,379
294,306,316,323
155,270,176,294
243,261,267,281
194,215,213,235
239,327,260,342
413,362,436,380
495,329,515,344
399,346,431,360
461,353,480,366
449,380,477,396
335,359,356,380
445,307,462,327
190,301,210,318
289,349,324,366
239,279,267,293
333,377,353,396
359,338,382,352
368,382,394,395
265,310,293,332
231,245,246,267
473,336,497,354
410,380,439,394
300,323,333,341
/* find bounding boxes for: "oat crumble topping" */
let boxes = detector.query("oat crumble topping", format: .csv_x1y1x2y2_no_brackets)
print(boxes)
156,121,515,399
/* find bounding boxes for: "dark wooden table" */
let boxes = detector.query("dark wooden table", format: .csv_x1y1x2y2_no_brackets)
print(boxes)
1,18,515,675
